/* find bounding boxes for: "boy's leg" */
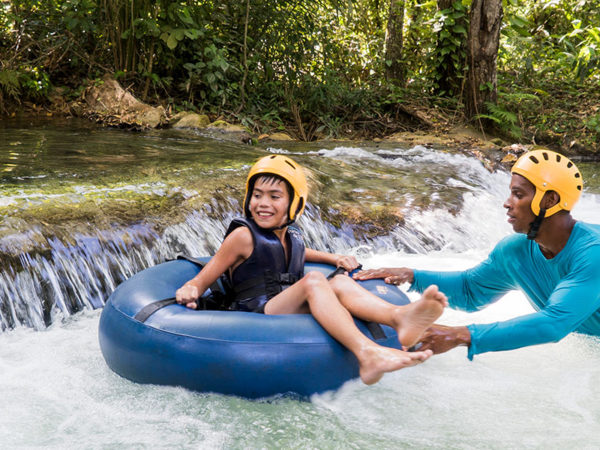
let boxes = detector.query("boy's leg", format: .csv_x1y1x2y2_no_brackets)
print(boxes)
264,271,433,385
329,274,447,348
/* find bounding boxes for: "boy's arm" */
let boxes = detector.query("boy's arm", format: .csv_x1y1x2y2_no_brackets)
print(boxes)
305,248,360,271
176,227,253,308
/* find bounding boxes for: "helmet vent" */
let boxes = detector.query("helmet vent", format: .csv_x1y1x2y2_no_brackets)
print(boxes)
285,160,296,170
513,150,582,216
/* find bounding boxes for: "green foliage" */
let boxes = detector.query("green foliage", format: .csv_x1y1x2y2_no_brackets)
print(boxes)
500,0,600,83
478,102,521,138
182,45,233,105
563,22,600,82
0,65,51,108
0,0,598,152
431,0,468,96
0,70,20,101
585,114,600,138
20,66,52,97
61,0,97,34
477,91,543,139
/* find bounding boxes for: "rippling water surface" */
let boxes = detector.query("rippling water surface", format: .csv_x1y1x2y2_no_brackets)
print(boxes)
1,119,599,448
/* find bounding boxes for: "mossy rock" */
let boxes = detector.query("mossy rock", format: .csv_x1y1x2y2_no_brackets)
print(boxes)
207,120,247,133
266,132,294,141
323,204,405,238
171,112,211,129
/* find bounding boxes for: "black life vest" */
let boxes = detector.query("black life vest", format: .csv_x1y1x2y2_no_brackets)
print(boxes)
225,217,305,312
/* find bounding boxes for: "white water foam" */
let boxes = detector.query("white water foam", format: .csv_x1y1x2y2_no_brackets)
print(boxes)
2,249,599,448
1,145,599,447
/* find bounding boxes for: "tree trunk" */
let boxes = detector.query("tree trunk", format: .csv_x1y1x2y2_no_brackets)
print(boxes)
465,0,503,118
385,0,405,84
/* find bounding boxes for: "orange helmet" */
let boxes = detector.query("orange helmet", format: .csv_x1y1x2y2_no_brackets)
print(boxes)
244,155,308,222
511,150,583,217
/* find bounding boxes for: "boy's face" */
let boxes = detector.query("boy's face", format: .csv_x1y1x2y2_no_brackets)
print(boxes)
249,177,291,229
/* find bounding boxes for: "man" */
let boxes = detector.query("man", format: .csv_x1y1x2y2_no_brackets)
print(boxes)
354,150,600,359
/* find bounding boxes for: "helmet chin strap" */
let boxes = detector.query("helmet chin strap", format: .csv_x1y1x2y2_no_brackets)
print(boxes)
527,207,546,240
272,218,294,231
271,203,302,231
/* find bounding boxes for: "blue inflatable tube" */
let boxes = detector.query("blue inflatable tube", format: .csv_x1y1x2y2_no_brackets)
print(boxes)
98,258,410,398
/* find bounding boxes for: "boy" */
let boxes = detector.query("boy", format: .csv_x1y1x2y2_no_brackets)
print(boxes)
176,155,447,385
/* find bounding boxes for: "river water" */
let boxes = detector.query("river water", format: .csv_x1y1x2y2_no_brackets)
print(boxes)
1,118,599,448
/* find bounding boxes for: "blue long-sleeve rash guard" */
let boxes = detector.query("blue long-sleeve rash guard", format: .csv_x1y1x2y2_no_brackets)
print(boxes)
411,222,600,360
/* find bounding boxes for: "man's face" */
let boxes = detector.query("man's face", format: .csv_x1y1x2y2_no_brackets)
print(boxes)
504,174,537,233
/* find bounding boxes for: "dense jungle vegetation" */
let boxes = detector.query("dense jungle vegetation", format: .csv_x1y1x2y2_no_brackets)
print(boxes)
1,1,599,153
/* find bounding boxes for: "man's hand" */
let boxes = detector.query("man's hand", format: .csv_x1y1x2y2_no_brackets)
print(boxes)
353,267,414,285
415,324,471,354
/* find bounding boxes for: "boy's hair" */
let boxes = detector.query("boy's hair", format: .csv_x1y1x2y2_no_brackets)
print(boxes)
253,174,294,202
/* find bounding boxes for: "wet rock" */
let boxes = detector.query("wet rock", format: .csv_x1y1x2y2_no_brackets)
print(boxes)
207,120,247,133
170,112,210,129
501,153,518,164
194,119,253,143
240,134,254,145
79,74,166,128
565,137,587,155
324,204,406,238
265,132,294,141
501,143,530,155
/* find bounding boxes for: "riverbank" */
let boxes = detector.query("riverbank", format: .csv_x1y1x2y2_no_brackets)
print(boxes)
3,100,599,261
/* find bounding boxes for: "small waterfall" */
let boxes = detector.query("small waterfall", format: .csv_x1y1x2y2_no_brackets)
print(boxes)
0,207,359,331
2,129,596,333
0,226,160,331
0,180,511,332
0,144,519,332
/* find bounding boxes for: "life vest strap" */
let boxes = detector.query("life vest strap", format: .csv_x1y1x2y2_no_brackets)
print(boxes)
232,270,300,301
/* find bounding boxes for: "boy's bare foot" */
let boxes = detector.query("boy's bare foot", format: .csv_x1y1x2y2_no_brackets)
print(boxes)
358,345,433,385
392,284,447,349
